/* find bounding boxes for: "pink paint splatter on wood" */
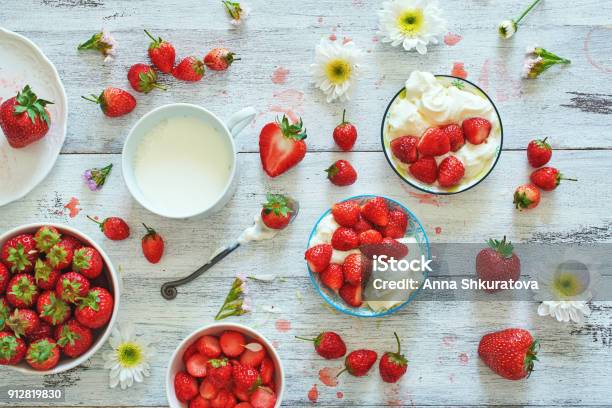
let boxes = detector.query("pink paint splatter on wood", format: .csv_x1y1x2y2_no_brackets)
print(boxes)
319,367,339,387
352,0,365,7
442,335,456,347
64,197,80,218
336,391,343,399
477,59,490,92
435,227,442,235
449,373,455,383
387,400,402,406
451,62,468,79
494,59,522,102
272,340,280,349
584,27,612,73
329,33,337,41
342,36,352,45
407,191,443,207
271,66,290,85
372,35,379,43
444,32,463,46
317,16,323,24
275,319,291,332
268,89,304,123
375,75,386,89
459,352,469,365
308,384,318,403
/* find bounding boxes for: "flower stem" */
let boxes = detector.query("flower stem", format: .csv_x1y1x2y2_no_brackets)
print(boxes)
516,0,543,25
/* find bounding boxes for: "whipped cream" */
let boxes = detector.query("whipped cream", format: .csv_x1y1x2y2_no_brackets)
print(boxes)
237,214,280,244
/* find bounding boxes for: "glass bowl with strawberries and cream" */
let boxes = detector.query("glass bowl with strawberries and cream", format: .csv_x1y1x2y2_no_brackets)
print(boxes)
381,71,503,194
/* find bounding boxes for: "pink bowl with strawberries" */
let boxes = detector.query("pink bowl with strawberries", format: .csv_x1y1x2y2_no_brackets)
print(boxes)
166,323,284,408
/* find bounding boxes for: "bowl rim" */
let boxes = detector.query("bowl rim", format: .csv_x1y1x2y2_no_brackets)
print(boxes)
306,194,430,318
0,223,120,375
380,74,504,195
165,322,285,408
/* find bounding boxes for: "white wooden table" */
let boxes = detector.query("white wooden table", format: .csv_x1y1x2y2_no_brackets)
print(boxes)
1,0,612,406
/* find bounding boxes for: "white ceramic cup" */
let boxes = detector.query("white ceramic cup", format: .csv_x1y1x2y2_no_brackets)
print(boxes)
122,104,256,219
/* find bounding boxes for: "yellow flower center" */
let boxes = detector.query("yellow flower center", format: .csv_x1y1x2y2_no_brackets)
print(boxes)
117,342,143,368
325,59,352,85
397,9,424,35
551,272,584,298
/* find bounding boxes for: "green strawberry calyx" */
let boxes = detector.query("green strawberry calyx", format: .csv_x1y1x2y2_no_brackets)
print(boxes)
7,243,33,273
57,325,81,347
144,29,165,49
13,85,53,125
35,259,53,283
386,332,408,367
513,191,533,210
0,302,9,331
277,115,307,140
0,335,18,359
262,193,292,218
47,244,68,268
7,310,30,338
208,358,228,368
28,339,55,363
42,293,69,325
487,236,514,259
137,69,167,93
525,339,540,377
78,290,100,311
61,278,82,303
534,137,551,151
34,227,60,252
9,276,37,304
72,249,92,272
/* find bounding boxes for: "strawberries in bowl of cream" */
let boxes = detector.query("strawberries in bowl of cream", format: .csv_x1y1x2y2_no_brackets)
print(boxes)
382,71,503,194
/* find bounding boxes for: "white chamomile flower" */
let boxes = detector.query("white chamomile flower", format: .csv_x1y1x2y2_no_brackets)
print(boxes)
498,20,517,39
311,37,363,103
103,324,154,390
538,301,591,324
78,29,117,63
377,0,447,54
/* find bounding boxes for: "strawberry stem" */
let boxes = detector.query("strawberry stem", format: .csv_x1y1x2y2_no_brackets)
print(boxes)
393,332,401,355
81,95,99,104
294,336,315,342
341,109,347,124
336,367,347,377
144,29,161,43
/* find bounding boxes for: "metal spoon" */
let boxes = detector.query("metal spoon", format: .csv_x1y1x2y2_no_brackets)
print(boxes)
161,197,300,300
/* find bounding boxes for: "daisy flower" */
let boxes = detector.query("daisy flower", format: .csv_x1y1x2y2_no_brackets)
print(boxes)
102,324,154,390
83,164,113,191
498,0,543,39
522,46,571,79
377,0,447,54
78,29,117,62
311,37,363,103
538,301,591,324
222,1,250,27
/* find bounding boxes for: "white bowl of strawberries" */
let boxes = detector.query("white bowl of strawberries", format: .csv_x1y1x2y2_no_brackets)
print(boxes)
166,323,284,408
0,223,119,374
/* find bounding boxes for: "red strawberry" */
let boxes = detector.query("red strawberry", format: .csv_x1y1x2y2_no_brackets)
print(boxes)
175,371,199,402
338,349,378,377
0,331,26,365
144,30,176,74
88,216,130,240
260,193,293,230
27,321,52,343
207,358,232,388
1,234,37,273
141,224,165,264
199,378,219,400
259,115,307,177
478,328,539,380
0,264,9,294
358,229,383,246
0,85,53,148
379,332,408,383
75,287,114,329
530,167,577,191
295,331,346,359
527,137,552,168
331,200,360,227
513,184,541,210
442,124,465,152
462,117,492,145
6,308,39,338
390,135,419,164
326,159,357,186
82,87,136,117
72,247,103,279
259,357,274,385
0,298,10,331
183,342,199,364
418,127,450,157
173,56,205,81
55,320,93,358
342,253,368,286
380,209,408,239
26,338,60,371
190,395,211,408
249,387,277,408
211,390,235,408
304,244,332,273
233,362,262,391
361,197,389,227
320,263,344,292
60,235,83,252
333,110,358,151
196,335,222,358
128,63,166,93
338,283,362,307
55,272,90,304
234,389,250,403
240,343,266,368
476,236,521,293
204,48,239,71
34,260,61,290
438,156,465,188
37,290,71,325
331,227,359,251
47,239,75,270
220,330,245,357
353,216,373,234
409,156,438,184
360,237,409,260
7,274,39,308
186,353,209,378
33,226,61,253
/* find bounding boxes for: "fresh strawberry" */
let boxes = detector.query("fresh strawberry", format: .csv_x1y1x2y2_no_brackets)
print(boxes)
438,156,465,188
379,332,408,383
47,239,75,270
235,391,251,403
60,235,82,252
304,244,332,273
442,124,465,152
37,290,71,325
360,237,409,260
513,184,541,210
527,137,552,168
380,209,408,239
55,320,93,358
204,48,239,71
220,330,245,357
186,353,209,378
207,358,232,388
199,378,219,400
361,197,389,227
390,136,419,164
331,227,359,251
462,117,491,145
175,371,199,402
128,63,166,93
478,328,539,380
6,308,39,338
260,193,293,230
1,234,37,273
141,224,165,264
358,229,383,246
183,342,199,364
342,253,368,286
173,56,205,81
6,274,39,308
418,127,450,157
211,390,235,408
240,343,266,368
27,321,52,343
0,298,10,331
409,156,438,184
196,335,222,358
0,331,26,365
144,30,176,74
338,349,378,377
326,159,357,186
0,85,53,148
476,236,521,293
190,395,211,408
249,387,277,408
88,216,130,240
530,167,577,191
26,338,60,371
259,357,274,385
233,362,262,390
320,263,344,293
352,216,373,234
72,246,103,279
82,87,136,117
331,200,360,227
333,109,358,151
259,115,307,177
33,226,61,253
75,287,113,329
295,331,346,359
34,260,61,290
0,264,9,294
55,272,90,304
338,283,362,307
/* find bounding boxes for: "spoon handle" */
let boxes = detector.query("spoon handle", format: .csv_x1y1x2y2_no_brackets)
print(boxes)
161,242,241,300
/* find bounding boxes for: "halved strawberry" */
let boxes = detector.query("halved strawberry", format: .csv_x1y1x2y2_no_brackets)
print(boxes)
259,115,307,177
260,357,274,385
331,200,360,227
358,229,383,246
418,127,450,157
189,395,211,408
462,117,491,145
186,353,208,378
182,342,199,364
343,254,368,286
331,227,359,251
196,335,222,358
175,371,199,402
390,135,419,164
360,238,409,260
240,344,266,368
353,216,373,234
249,387,277,408
339,283,363,307
361,197,389,227
219,330,245,357
234,387,251,402
380,209,408,239
442,124,465,152
199,378,218,400
304,244,332,273
438,156,465,188
409,157,438,184
211,390,235,408
320,263,344,293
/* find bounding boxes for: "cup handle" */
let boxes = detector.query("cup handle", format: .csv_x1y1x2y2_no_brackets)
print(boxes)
226,107,257,137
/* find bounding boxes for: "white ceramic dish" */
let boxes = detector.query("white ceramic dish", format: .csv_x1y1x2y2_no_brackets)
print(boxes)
0,28,68,207
166,323,284,408
0,223,120,375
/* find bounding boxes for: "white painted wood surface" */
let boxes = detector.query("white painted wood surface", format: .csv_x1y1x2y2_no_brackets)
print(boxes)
1,0,611,407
